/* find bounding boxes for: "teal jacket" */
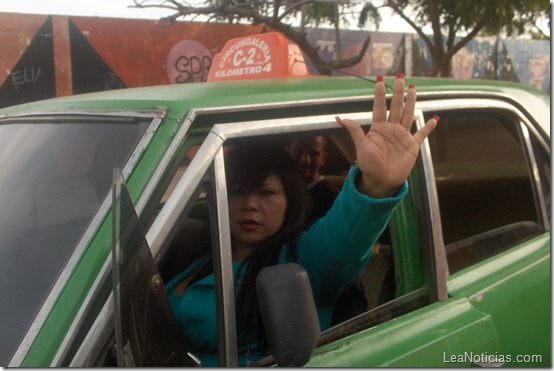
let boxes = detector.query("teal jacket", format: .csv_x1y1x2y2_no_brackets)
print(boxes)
166,165,408,366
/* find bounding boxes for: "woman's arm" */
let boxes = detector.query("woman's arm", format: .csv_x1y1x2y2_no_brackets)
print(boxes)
297,74,437,304
297,165,407,304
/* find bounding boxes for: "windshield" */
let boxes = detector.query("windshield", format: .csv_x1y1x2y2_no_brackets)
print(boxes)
0,117,149,364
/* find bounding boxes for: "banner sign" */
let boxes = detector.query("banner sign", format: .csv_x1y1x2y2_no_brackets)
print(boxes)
207,32,310,82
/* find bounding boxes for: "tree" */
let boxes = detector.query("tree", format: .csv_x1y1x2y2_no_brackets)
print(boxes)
359,0,551,76
131,0,375,76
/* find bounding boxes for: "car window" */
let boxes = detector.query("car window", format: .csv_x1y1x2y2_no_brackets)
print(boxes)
425,109,547,274
157,127,433,366
0,117,149,365
159,145,200,205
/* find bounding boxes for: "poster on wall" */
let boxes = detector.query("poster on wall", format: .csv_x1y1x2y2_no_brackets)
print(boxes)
411,34,550,94
412,35,497,79
499,39,550,94
450,37,497,80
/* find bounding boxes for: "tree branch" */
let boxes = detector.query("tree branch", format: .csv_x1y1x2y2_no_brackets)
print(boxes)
133,0,375,76
277,0,314,21
386,0,435,57
447,18,487,58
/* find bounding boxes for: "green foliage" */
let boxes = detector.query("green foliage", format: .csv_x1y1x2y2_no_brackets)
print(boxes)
381,0,550,37
199,0,358,27
358,3,381,28
304,2,336,26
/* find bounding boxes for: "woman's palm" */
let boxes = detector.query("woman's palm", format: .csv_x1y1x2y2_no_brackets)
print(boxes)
337,77,437,198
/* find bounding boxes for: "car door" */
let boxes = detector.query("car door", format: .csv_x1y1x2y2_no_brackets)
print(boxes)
305,98,550,367
424,100,550,365
305,106,501,367
150,107,461,366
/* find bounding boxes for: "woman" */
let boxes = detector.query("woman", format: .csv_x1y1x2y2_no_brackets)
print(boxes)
165,74,438,366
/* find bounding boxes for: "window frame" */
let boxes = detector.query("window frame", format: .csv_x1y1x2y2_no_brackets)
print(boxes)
6,109,164,367
147,109,443,365
198,112,372,366
414,98,550,278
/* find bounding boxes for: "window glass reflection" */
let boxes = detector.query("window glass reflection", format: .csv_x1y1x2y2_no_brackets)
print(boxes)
0,119,148,364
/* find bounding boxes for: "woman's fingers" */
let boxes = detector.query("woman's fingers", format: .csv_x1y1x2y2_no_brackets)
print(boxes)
337,113,439,147
387,74,406,124
400,84,416,130
372,77,387,124
335,116,366,147
413,116,439,145
338,76,438,146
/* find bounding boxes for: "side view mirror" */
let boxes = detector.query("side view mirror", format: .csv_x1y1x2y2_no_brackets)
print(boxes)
256,263,320,367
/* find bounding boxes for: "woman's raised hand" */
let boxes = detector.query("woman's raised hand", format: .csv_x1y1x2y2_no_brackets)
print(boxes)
336,74,438,198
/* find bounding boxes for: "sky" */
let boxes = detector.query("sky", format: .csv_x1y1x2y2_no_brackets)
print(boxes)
0,0,417,33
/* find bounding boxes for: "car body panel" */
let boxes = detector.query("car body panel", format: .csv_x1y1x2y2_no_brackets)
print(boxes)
448,234,551,364
307,297,501,367
1,77,549,132
0,75,549,367
306,235,550,367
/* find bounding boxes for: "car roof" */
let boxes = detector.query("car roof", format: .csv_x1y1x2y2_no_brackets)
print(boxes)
0,76,549,136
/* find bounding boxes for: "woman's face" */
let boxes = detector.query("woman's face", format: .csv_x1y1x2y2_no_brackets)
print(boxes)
228,174,287,249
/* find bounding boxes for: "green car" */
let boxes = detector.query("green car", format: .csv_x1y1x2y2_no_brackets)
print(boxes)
0,73,550,367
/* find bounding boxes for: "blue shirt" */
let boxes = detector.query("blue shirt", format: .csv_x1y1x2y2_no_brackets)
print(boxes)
166,165,408,366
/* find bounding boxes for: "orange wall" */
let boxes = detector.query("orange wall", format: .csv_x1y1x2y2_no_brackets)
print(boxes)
0,14,49,87
0,12,267,97
70,16,266,88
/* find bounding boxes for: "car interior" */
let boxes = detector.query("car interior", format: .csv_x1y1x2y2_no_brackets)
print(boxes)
426,109,546,274
156,129,401,334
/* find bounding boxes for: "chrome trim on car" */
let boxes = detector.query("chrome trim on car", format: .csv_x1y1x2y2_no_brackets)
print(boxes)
146,131,225,257
211,111,371,140
65,259,114,367
416,90,551,135
68,275,115,367
135,113,195,216
1,109,167,120
7,110,163,367
519,124,550,230
211,148,238,367
414,110,449,302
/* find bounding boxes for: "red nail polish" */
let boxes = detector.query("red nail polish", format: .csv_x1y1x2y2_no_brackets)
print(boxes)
335,116,346,128
408,83,415,89
433,114,440,122
376,75,384,83
396,72,404,79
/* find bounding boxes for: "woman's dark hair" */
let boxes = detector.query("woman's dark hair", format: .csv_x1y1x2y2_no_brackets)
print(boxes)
224,142,310,349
